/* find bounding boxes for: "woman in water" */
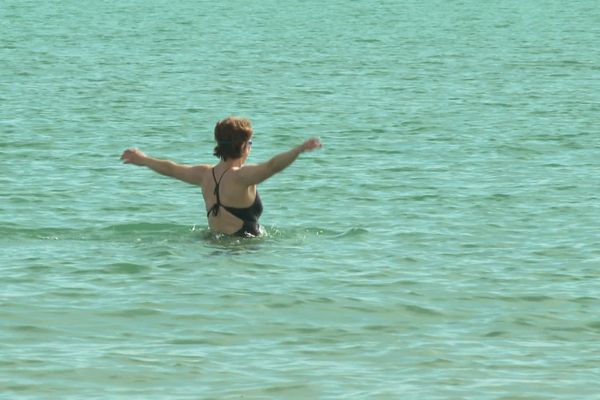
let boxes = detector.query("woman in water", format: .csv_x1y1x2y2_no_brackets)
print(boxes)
120,116,322,237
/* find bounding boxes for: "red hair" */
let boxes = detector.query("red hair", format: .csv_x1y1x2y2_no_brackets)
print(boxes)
213,117,253,160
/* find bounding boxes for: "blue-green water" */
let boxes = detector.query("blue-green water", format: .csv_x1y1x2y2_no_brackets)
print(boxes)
2,0,600,398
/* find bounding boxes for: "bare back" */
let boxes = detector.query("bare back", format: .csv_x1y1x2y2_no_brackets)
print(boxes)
201,164,259,235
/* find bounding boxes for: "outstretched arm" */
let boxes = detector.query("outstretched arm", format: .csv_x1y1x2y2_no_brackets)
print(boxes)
236,138,322,186
120,148,208,185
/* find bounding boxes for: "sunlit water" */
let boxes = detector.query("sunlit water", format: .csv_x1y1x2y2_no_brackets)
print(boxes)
2,0,600,398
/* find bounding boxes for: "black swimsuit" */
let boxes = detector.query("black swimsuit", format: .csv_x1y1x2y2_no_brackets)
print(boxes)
207,168,263,237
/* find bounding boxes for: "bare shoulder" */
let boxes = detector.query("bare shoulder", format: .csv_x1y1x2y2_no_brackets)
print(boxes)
173,163,212,185
232,163,271,186
190,164,212,180
191,164,212,172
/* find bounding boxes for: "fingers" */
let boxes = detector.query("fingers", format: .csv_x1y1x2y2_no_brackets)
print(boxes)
120,148,136,164
304,138,322,151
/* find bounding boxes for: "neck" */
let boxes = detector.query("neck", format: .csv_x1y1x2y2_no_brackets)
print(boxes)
220,158,244,169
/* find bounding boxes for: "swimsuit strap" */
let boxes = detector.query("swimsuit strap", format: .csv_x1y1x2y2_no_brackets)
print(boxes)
207,168,230,217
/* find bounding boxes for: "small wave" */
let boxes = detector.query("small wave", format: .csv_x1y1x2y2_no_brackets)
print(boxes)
10,325,59,334
6,222,370,247
517,295,553,302
271,226,338,238
403,304,443,316
484,330,507,337
1,222,197,243
101,308,162,318
201,225,344,243
332,227,370,238
100,222,191,235
107,262,148,274
167,338,217,345
96,222,202,243
271,226,369,239
0,223,82,241
586,321,600,332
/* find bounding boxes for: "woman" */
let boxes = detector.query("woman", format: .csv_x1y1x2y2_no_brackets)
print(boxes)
120,116,322,237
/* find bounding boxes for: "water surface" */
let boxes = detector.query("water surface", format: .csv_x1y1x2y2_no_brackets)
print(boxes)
2,0,600,398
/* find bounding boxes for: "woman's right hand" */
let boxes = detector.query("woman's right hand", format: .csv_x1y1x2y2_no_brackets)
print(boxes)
301,138,323,152
120,148,147,166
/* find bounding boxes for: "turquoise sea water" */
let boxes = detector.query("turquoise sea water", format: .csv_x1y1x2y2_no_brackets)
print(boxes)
2,0,600,398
